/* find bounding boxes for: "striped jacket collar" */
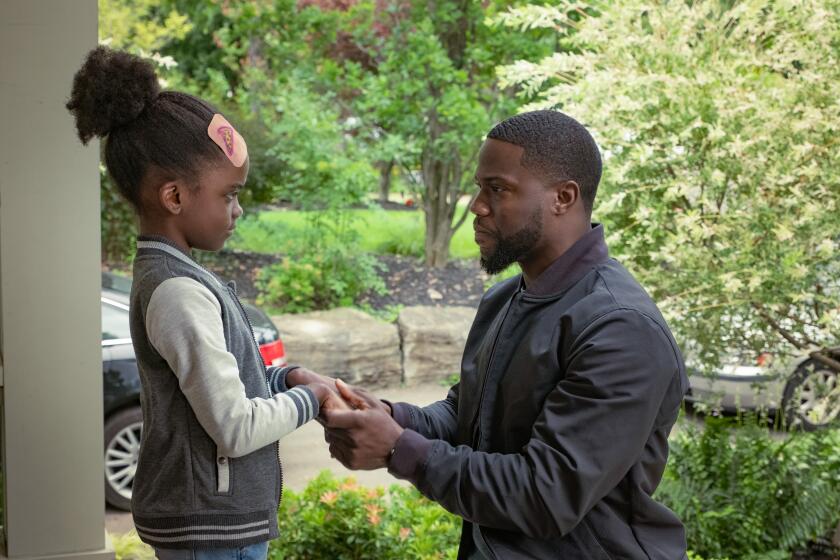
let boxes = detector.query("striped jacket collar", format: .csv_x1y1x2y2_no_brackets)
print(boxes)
135,235,225,288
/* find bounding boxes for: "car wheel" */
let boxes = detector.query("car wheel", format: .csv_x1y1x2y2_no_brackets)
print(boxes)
782,358,840,431
104,406,143,510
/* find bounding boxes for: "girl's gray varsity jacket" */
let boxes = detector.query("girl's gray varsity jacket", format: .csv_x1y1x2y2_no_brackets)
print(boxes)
128,236,319,549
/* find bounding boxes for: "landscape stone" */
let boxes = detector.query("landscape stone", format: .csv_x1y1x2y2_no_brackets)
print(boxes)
272,308,402,387
398,305,477,386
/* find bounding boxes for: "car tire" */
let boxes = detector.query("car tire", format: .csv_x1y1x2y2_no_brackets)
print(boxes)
781,358,840,431
104,406,143,511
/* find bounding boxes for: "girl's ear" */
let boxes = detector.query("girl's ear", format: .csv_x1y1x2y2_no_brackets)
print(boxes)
158,181,183,215
550,180,580,215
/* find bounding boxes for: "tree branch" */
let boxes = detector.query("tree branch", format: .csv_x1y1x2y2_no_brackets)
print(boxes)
751,302,807,350
453,191,478,232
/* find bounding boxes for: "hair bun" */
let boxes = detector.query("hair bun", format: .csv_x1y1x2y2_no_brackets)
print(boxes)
66,46,161,144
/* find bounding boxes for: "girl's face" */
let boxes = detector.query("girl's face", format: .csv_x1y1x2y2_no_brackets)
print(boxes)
179,157,248,252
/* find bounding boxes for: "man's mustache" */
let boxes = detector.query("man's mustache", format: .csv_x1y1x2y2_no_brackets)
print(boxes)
473,222,497,237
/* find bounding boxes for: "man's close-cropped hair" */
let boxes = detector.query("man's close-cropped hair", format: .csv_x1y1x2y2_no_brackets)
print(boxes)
487,110,602,213
66,46,225,212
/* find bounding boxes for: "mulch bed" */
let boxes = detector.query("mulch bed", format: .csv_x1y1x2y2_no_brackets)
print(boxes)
357,254,489,309
197,248,491,309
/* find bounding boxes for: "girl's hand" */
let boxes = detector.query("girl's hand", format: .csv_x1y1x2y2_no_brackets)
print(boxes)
306,382,352,413
287,367,334,388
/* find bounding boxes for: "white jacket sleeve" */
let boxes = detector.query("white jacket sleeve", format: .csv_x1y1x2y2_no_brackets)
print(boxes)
146,276,318,457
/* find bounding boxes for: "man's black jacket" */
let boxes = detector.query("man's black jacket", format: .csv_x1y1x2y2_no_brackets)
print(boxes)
388,227,689,559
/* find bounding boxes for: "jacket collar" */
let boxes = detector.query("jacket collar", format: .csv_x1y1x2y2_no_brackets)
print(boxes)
135,235,226,288
523,224,609,297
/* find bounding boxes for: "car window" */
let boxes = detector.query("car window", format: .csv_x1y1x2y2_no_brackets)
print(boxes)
102,302,132,341
242,303,274,330
102,271,133,294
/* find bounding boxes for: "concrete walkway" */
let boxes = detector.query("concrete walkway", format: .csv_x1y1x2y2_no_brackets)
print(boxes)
105,382,450,535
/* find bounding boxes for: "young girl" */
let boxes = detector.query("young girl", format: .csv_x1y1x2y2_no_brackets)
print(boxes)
67,46,341,559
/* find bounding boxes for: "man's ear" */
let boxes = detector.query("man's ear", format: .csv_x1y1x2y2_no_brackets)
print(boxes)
158,181,184,215
550,180,580,215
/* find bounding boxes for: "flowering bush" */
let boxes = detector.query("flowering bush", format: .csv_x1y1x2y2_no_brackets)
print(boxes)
270,471,460,559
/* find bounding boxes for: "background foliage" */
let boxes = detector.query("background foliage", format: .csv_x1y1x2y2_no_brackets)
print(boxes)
108,436,840,560
98,0,840,365
657,416,840,559
496,0,840,370
270,471,461,559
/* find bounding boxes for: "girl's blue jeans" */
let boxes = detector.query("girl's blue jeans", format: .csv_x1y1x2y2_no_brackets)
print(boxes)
154,541,269,560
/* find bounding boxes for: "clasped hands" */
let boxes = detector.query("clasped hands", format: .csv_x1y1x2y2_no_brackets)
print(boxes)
288,368,404,470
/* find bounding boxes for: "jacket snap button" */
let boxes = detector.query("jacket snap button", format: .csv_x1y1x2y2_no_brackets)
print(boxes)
218,457,227,464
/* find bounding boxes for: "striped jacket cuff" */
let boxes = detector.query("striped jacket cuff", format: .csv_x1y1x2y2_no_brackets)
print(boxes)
285,386,320,427
266,365,301,394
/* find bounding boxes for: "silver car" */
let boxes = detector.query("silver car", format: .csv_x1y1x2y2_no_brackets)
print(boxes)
686,347,840,431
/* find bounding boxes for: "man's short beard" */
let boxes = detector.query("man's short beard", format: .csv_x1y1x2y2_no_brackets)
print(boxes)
479,210,542,275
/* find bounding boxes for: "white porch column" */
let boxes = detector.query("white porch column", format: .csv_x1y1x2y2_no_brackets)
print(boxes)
0,1,113,559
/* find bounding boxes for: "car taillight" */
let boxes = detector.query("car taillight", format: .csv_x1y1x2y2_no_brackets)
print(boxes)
258,339,286,368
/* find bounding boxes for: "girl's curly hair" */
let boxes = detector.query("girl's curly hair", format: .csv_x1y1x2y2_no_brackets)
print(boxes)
66,46,227,211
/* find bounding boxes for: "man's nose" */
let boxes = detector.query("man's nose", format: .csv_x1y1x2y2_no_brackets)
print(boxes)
233,199,244,219
470,190,489,216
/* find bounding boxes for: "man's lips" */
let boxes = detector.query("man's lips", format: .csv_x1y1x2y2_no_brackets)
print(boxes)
474,225,496,247
474,225,495,237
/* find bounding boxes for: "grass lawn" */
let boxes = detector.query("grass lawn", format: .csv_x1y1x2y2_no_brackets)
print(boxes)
228,206,480,259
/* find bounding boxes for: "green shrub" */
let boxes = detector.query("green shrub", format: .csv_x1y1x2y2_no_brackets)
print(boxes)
256,248,387,313
440,372,460,388
101,166,136,264
110,530,154,560
271,471,460,559
656,417,840,559
355,303,404,324
375,230,425,258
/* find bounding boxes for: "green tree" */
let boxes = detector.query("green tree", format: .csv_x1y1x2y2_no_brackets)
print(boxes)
303,0,556,266
99,0,191,54
496,0,840,370
98,0,192,263
157,0,555,266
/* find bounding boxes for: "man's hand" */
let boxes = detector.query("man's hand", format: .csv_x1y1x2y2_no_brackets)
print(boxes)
323,380,403,470
325,379,391,415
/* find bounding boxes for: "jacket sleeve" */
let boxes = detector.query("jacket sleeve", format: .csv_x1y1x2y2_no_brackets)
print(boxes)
390,382,460,443
387,308,683,539
266,365,300,395
146,277,320,458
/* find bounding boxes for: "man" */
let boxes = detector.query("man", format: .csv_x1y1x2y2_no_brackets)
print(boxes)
322,110,689,559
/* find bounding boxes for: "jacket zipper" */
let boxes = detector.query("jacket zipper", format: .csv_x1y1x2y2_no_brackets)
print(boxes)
471,294,518,560
229,285,284,510
473,295,516,448
146,244,282,506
